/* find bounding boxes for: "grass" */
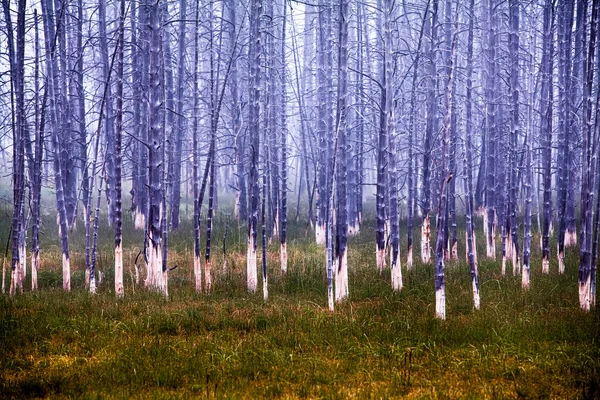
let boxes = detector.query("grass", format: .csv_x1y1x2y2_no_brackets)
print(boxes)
0,200,599,398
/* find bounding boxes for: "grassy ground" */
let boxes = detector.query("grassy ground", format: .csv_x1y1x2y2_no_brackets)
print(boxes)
1,203,599,398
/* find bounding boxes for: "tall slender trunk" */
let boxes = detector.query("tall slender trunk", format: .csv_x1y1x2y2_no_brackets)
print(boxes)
114,0,125,297
205,146,215,294
192,0,202,292
421,0,439,265
579,0,599,311
522,142,533,289
169,0,188,230
261,131,269,301
334,0,349,301
145,0,167,296
31,9,43,291
443,0,457,261
383,0,401,291
507,0,521,275
557,0,575,273
464,0,479,308
434,25,456,320
98,0,115,226
247,0,261,292
229,0,246,222
316,0,332,245
406,4,428,270
279,0,288,274
485,0,497,260
541,0,555,275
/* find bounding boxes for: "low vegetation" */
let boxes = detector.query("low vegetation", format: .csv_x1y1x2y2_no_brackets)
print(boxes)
1,211,599,398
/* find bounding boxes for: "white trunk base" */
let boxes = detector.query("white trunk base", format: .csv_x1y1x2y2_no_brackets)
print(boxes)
502,256,506,276
472,279,480,310
19,241,26,283
145,240,164,295
481,209,488,238
134,211,145,230
205,260,212,294
315,223,326,245
512,243,519,275
335,249,348,302
522,265,530,290
435,287,446,320
391,251,402,292
115,242,124,297
579,275,591,311
564,230,577,247
247,235,257,292
63,253,70,292
263,275,268,301
348,222,360,236
406,246,413,271
542,256,549,274
194,254,202,292
451,242,458,260
280,242,287,274
31,252,39,291
9,269,16,296
486,226,496,259
161,270,169,297
376,246,386,272
2,257,6,294
89,274,96,294
557,244,565,274
421,216,431,264
273,213,279,239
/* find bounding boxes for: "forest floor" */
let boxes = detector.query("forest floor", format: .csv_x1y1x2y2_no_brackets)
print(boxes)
0,203,599,399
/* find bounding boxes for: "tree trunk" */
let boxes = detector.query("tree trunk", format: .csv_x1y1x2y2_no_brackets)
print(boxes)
507,0,521,275
421,0,439,265
145,0,167,296
334,0,349,301
541,0,555,275
434,26,456,320
280,0,288,274
579,0,599,311
192,0,202,292
114,0,125,297
485,0,497,260
464,0,479,308
247,0,261,292
169,0,188,230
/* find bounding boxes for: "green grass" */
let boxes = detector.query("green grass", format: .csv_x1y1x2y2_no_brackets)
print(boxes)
1,203,599,398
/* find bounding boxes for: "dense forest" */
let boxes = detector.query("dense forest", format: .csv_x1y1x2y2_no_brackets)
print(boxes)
1,0,599,319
